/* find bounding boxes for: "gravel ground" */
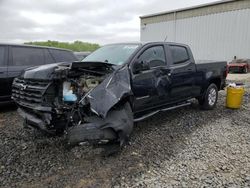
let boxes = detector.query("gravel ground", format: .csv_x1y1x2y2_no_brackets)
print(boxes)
0,74,250,188
227,73,250,81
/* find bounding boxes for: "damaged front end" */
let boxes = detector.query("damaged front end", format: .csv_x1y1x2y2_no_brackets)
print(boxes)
12,61,134,146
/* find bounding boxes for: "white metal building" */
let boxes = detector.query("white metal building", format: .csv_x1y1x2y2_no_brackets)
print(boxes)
140,0,250,61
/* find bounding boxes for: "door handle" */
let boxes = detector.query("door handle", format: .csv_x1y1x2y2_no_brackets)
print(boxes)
166,69,172,76
164,69,172,76
0,72,4,74
160,67,172,76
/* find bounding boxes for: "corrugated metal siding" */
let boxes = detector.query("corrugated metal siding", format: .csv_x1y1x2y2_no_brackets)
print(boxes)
141,8,250,61
141,20,175,42
141,0,250,25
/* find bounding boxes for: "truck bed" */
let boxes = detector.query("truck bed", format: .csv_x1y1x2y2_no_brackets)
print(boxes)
196,60,227,73
195,60,227,90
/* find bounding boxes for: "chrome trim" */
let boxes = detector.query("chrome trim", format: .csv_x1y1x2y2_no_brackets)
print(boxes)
135,95,150,100
134,102,191,122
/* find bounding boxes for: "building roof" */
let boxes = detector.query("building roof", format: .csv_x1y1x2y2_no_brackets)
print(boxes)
140,0,250,25
140,0,236,19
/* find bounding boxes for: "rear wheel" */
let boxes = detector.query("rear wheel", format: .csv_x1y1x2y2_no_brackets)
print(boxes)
198,83,218,110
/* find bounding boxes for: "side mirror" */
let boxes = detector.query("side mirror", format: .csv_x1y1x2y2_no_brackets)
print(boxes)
133,60,150,74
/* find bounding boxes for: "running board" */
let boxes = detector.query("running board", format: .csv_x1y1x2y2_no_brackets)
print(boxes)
134,102,191,122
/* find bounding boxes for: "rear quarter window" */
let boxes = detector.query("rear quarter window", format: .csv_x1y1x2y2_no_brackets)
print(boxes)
49,49,77,62
12,47,45,66
170,45,189,64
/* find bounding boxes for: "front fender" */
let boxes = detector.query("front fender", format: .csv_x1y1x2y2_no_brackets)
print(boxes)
87,65,132,118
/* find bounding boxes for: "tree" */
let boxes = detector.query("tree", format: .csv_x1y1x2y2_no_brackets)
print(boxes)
25,40,100,52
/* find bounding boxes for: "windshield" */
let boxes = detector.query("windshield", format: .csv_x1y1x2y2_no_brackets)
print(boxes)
82,44,140,65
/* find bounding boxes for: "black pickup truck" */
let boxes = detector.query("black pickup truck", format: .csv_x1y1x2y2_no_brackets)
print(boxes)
12,42,227,146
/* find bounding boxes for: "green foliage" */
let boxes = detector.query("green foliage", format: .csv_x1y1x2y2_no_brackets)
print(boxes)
24,40,100,52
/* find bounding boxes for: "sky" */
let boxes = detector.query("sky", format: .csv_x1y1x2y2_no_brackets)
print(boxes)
0,0,218,45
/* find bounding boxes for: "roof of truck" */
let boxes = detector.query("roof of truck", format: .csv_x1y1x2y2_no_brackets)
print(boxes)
106,42,189,46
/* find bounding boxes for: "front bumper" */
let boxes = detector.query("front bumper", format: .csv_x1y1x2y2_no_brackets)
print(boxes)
18,106,119,143
67,123,117,145
18,108,55,134
16,99,133,146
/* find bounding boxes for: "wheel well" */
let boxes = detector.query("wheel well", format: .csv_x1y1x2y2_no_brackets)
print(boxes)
209,78,221,90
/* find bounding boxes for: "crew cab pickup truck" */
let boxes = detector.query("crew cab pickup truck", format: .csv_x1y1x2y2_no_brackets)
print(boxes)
12,42,227,146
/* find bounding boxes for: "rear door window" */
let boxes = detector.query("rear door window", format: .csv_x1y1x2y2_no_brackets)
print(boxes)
12,47,45,66
49,49,76,62
169,45,189,64
0,46,5,66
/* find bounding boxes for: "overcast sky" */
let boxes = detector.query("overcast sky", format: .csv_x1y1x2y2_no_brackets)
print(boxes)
0,0,218,45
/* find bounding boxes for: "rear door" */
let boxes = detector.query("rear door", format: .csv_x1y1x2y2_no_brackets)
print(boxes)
0,45,8,99
166,44,196,101
7,46,45,95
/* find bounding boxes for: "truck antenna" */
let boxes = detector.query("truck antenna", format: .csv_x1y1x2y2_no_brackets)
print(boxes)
164,35,168,42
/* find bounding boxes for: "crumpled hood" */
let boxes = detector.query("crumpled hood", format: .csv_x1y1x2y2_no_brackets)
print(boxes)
228,63,246,67
23,62,71,80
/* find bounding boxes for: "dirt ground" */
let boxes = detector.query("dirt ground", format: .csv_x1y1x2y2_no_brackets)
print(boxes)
0,73,250,188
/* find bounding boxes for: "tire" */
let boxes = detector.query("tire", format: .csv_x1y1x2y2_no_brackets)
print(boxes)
198,83,218,110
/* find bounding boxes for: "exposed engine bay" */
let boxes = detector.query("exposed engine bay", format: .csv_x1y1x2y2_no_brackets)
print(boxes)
12,62,134,146
61,74,106,126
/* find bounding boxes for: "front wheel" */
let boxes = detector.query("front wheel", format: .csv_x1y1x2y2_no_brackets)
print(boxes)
198,83,218,110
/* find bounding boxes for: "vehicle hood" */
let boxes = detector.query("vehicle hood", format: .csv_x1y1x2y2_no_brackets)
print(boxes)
22,61,114,80
228,63,246,67
22,62,70,80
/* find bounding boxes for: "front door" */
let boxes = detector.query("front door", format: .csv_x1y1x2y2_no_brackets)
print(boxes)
131,45,171,113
